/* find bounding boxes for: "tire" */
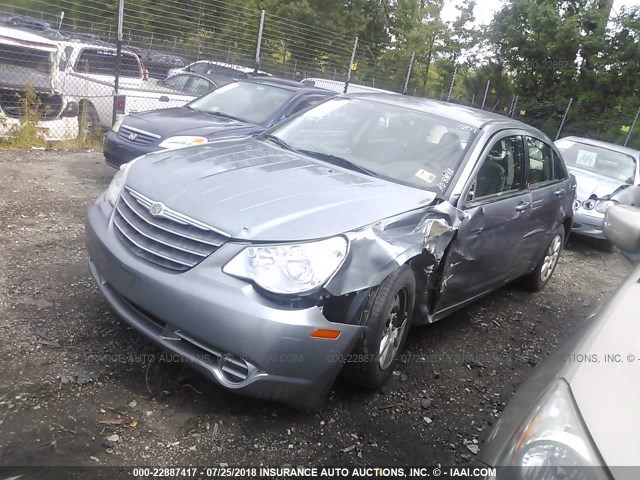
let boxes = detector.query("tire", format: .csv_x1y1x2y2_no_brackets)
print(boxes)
78,103,102,141
521,230,564,292
341,265,416,390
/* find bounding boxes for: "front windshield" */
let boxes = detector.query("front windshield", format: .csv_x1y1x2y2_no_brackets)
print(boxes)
556,139,637,184
188,82,295,125
267,97,477,191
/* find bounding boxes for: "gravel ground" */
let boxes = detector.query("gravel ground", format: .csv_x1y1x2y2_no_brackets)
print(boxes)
0,149,632,468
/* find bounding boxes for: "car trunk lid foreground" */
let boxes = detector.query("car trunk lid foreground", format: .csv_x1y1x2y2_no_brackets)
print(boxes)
125,137,435,241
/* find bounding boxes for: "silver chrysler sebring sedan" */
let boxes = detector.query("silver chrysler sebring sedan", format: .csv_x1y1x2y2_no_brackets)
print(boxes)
85,95,575,408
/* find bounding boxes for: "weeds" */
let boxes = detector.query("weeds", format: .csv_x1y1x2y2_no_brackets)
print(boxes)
0,84,103,150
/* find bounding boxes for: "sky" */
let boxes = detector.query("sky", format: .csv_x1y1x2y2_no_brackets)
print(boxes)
440,0,640,25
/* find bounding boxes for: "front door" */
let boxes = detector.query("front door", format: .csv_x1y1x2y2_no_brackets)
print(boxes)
436,134,532,313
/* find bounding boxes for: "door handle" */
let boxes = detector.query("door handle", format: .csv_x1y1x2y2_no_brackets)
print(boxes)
554,189,566,197
515,202,531,212
159,96,170,102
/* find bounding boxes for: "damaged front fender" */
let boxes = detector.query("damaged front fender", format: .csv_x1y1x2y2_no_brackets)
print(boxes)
324,201,462,298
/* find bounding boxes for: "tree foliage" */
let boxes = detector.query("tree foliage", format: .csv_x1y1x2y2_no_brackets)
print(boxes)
7,0,640,143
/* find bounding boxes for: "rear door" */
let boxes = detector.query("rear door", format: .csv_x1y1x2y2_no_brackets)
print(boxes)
522,136,569,266
437,133,532,311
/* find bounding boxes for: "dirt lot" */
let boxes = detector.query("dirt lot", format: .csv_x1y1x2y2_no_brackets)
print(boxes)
0,149,632,468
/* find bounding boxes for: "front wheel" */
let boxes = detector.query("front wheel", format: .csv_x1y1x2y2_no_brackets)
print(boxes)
341,265,416,390
521,231,564,292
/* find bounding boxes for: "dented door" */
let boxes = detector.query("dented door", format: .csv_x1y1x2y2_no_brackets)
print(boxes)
436,134,532,312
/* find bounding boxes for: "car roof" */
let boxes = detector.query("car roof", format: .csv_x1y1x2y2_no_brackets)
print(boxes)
243,76,333,94
557,136,640,157
342,93,543,131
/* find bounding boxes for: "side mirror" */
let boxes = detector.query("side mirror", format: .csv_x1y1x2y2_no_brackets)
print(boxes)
604,205,640,254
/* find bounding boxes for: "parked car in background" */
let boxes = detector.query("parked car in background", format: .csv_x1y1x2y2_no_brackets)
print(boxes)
0,14,52,32
158,72,217,96
0,26,79,141
103,77,333,167
167,60,270,86
481,203,640,478
137,50,187,79
555,136,640,249
88,96,574,408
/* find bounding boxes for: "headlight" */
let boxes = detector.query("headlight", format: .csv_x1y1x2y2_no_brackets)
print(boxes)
494,379,608,479
158,136,208,149
595,199,618,214
105,159,137,206
111,116,125,133
223,237,348,295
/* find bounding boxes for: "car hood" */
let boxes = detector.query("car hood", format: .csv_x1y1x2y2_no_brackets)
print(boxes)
125,137,435,241
124,107,258,139
567,166,627,201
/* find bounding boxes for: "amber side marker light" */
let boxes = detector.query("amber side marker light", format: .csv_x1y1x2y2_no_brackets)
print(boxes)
310,329,341,340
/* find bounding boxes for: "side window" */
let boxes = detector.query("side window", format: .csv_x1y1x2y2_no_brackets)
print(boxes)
553,151,568,180
163,74,189,91
190,63,207,74
187,77,214,96
527,137,553,185
472,135,526,199
287,96,326,117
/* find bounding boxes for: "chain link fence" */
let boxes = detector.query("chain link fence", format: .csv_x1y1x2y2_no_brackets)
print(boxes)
1,0,639,150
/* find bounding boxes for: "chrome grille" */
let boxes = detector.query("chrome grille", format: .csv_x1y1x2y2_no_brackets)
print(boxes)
118,125,160,146
113,187,228,271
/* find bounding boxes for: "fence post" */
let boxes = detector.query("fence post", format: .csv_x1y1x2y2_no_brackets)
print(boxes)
112,0,124,126
446,64,457,102
511,96,519,118
624,105,640,146
481,80,490,110
58,11,64,30
555,97,573,140
344,36,358,94
254,10,265,74
403,51,415,95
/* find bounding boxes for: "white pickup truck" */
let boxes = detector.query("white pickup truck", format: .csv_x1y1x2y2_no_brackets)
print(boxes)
58,39,197,133
0,26,79,141
0,26,197,141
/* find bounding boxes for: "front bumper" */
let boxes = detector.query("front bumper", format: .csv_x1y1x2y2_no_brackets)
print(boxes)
0,114,79,142
103,130,161,169
571,210,606,239
85,199,364,408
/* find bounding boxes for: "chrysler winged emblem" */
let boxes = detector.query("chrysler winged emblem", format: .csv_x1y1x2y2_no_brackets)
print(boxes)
149,202,164,216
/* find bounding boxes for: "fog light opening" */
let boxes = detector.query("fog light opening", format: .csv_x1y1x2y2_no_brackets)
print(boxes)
218,353,249,383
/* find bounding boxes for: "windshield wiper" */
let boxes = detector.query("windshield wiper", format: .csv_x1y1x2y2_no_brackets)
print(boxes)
262,133,294,151
202,110,242,122
297,149,379,177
